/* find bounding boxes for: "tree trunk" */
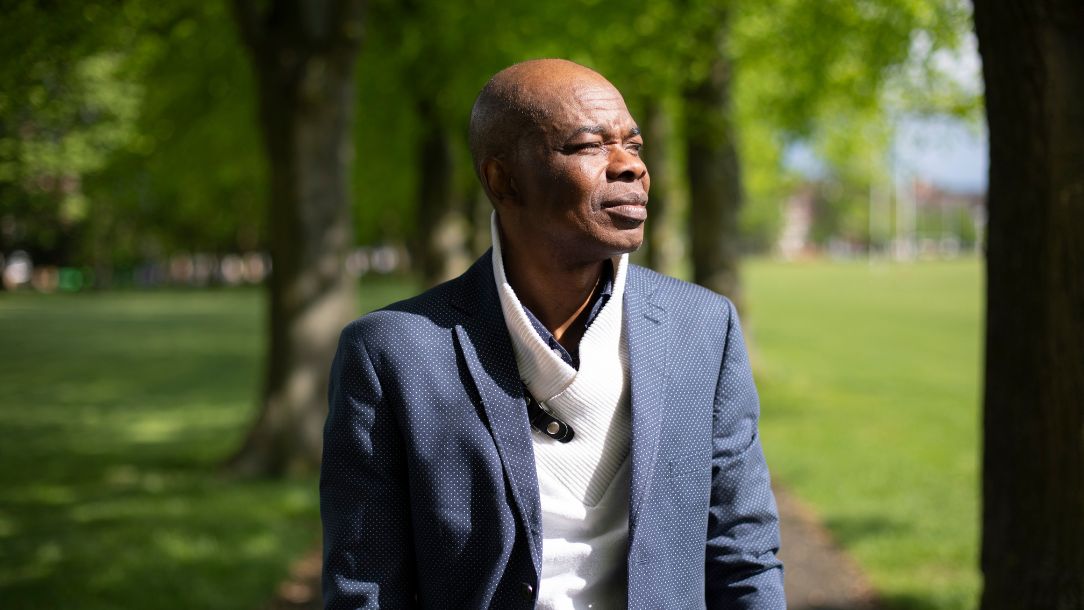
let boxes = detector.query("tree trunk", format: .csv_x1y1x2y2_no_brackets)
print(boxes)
973,1,1084,608
414,100,469,287
227,0,365,477
642,99,681,277
684,19,744,307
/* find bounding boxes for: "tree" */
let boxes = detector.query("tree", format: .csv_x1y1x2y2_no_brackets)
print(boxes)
227,0,366,476
0,0,270,280
85,1,266,275
388,0,478,287
972,1,1084,607
679,0,974,303
683,3,745,304
412,99,465,286
0,2,143,271
640,99,683,276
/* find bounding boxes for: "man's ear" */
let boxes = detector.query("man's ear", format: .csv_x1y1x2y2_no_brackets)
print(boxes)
481,158,519,205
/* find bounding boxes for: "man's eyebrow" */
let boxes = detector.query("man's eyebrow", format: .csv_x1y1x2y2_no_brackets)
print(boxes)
566,125,643,138
568,125,606,138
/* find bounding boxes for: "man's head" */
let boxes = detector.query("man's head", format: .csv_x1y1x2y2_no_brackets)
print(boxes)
469,59,650,266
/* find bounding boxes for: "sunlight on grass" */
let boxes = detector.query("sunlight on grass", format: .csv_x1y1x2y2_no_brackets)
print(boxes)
0,266,980,609
746,258,982,610
0,281,417,610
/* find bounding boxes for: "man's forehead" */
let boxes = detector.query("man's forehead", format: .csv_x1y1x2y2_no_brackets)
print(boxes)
533,79,634,136
468,59,636,165
496,60,624,113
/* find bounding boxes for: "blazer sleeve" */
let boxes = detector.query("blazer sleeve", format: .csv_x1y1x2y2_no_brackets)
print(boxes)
321,321,416,609
704,298,786,609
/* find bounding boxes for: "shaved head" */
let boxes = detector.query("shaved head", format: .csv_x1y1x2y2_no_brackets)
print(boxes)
468,59,616,181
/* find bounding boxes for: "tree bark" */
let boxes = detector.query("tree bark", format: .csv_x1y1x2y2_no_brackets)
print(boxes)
226,0,365,476
973,1,1084,607
684,17,744,307
414,99,469,287
642,99,681,277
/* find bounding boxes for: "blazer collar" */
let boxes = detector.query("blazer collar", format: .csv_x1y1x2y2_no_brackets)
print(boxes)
449,252,671,564
622,265,670,548
450,251,543,570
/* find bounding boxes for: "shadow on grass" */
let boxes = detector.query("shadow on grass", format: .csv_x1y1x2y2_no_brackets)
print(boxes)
877,592,953,610
823,515,911,547
0,289,387,610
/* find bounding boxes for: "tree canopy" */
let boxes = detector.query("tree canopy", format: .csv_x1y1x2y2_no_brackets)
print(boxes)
1,0,977,278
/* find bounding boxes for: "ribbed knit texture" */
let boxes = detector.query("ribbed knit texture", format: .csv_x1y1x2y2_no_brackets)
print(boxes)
491,213,632,608
490,213,631,506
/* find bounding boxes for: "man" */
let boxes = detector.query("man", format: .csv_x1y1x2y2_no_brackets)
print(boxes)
321,59,784,609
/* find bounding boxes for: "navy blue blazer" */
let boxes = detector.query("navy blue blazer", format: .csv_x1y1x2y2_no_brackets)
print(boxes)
321,252,784,609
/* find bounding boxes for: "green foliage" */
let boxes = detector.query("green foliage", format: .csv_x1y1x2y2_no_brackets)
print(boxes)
733,0,974,135
731,0,978,249
110,0,264,255
749,258,982,609
0,0,263,266
3,53,140,187
0,0,980,265
0,2,144,262
72,1,263,265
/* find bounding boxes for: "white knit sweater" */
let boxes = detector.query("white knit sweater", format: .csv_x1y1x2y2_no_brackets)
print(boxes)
491,214,631,609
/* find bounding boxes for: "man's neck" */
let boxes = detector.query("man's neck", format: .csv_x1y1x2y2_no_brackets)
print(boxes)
500,236,606,351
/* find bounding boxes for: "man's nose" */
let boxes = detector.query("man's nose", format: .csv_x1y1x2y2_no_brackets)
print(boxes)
607,147,648,182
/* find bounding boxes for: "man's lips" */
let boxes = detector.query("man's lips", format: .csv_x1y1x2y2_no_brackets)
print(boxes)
602,193,648,207
602,194,648,221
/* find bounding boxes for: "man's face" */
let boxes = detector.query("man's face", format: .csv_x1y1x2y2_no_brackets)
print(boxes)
508,77,650,265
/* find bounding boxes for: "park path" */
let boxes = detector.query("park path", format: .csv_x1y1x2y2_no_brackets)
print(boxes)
774,485,881,610
263,484,879,610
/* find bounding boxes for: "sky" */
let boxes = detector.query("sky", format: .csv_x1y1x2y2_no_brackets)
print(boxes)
897,30,988,193
895,115,987,193
785,32,989,195
783,116,988,195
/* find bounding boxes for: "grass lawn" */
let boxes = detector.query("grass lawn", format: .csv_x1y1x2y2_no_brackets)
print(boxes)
0,281,412,610
0,261,982,609
746,258,983,610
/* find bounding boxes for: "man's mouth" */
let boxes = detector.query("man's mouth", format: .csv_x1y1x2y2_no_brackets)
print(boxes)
602,194,648,222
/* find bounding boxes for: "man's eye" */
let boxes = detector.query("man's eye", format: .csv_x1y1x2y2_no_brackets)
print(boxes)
564,142,603,154
627,142,643,154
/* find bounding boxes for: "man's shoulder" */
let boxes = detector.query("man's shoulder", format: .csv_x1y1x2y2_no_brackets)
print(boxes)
626,263,736,322
343,278,460,341
341,255,490,348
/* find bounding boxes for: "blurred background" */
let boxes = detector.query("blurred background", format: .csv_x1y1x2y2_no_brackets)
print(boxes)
0,0,1023,608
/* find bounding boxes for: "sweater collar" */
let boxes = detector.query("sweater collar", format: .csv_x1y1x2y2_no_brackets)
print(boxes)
490,212,628,400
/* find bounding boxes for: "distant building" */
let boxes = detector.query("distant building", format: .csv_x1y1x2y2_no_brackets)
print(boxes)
775,178,986,259
777,186,816,260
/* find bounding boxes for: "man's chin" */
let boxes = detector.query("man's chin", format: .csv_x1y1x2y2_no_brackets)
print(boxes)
602,231,645,257
620,237,645,254
557,227,644,265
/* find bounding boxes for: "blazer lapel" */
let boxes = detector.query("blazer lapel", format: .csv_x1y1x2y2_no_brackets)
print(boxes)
450,251,543,570
624,267,670,550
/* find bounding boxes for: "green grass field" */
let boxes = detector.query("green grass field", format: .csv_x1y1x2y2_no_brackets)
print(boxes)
0,282,407,610
747,258,983,610
0,260,983,609
0,289,313,609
